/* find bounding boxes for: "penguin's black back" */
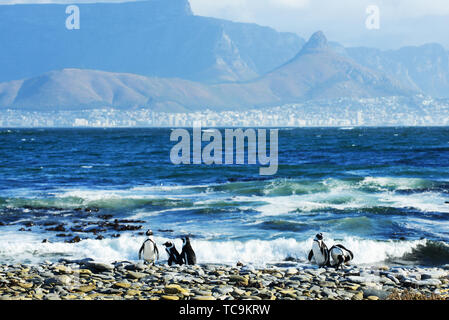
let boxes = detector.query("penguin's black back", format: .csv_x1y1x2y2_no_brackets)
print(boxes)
181,242,196,265
165,245,183,266
170,247,182,263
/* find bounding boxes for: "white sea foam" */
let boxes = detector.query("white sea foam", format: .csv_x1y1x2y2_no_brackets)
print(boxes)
359,176,432,191
0,229,428,266
402,218,449,239
239,177,447,216
129,207,188,219
51,184,212,204
379,191,449,213
37,177,448,217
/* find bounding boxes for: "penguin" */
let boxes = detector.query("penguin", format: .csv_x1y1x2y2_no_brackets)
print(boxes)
307,233,330,267
163,241,183,266
180,236,196,265
329,244,354,270
138,229,159,265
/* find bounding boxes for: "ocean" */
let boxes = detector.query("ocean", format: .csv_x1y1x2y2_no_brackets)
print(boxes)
0,127,449,266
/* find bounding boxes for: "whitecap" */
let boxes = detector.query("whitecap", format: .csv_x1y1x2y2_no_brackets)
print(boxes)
0,230,428,266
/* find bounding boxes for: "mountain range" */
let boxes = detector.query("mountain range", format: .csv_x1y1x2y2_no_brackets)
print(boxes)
0,0,448,112
345,44,449,98
0,31,415,111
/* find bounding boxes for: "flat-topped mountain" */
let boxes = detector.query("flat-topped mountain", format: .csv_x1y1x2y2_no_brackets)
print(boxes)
0,0,303,84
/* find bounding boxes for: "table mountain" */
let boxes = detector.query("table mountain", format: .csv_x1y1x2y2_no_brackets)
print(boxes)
0,0,303,84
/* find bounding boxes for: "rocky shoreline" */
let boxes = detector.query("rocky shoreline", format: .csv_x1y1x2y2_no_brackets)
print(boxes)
0,260,448,300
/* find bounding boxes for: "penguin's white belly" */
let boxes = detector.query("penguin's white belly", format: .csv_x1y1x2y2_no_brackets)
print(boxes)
312,243,327,266
143,242,156,262
330,247,344,262
330,246,352,265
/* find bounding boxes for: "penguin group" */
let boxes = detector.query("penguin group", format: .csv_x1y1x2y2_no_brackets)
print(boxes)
308,233,354,270
139,229,197,266
139,229,352,269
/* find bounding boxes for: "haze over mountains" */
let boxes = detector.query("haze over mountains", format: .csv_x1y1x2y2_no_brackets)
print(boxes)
0,0,448,112
346,44,449,98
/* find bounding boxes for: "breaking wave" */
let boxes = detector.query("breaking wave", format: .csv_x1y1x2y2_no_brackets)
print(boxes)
1,229,445,266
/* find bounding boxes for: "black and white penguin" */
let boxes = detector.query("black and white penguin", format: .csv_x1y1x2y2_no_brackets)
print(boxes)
138,229,159,265
180,236,196,265
329,244,354,270
163,241,183,266
308,233,330,267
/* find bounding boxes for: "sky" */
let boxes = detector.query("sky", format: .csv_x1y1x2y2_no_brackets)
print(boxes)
2,0,449,49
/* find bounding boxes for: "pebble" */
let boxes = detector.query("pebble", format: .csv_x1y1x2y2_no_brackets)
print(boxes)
114,282,131,289
164,284,189,295
161,295,179,300
352,291,364,300
213,286,234,295
192,296,216,300
75,285,96,293
86,262,114,272
127,271,146,280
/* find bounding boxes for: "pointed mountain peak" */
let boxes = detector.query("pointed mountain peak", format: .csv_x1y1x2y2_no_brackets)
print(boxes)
300,31,329,53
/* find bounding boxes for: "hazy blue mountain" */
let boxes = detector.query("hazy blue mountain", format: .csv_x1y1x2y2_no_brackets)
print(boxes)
0,68,273,111
0,32,417,111
0,69,216,112
247,31,415,102
346,44,449,98
219,20,304,77
0,0,303,84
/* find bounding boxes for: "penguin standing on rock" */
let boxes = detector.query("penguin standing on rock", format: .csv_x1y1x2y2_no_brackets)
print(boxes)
329,244,354,270
180,236,196,265
308,233,330,267
138,229,159,265
163,241,183,266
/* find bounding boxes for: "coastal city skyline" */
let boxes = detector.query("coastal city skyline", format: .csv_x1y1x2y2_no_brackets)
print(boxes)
2,96,448,127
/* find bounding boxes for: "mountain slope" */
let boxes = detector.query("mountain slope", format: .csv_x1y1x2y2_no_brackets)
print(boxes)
0,32,418,111
346,44,449,98
0,69,226,112
248,31,416,101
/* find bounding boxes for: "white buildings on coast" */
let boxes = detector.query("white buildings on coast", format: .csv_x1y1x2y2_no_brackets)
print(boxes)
1,95,449,127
